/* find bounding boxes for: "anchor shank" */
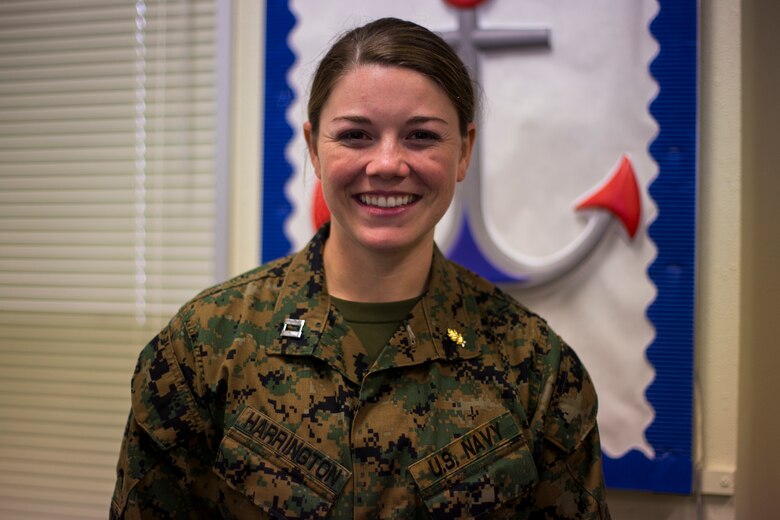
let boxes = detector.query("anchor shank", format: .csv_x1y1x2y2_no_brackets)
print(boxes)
472,29,551,51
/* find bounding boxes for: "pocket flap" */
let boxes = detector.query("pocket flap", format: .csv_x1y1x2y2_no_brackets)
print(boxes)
408,412,538,519
213,407,351,519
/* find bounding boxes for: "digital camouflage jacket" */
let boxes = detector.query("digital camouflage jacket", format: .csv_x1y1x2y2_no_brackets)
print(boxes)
111,225,611,519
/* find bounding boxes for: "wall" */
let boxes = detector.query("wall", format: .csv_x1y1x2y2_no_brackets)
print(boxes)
735,0,780,517
228,0,262,275
230,1,757,518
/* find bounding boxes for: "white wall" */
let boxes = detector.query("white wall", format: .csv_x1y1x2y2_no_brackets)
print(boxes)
228,0,262,274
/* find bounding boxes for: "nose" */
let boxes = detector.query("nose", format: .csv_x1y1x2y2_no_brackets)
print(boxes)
365,138,410,178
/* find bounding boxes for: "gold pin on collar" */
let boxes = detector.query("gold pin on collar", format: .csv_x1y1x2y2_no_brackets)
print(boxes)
447,328,466,347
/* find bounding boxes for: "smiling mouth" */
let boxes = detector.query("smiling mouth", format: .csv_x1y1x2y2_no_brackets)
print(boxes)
357,194,419,208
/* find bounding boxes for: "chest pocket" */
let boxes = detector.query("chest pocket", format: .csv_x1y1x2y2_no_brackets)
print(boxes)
213,407,351,519
408,412,538,519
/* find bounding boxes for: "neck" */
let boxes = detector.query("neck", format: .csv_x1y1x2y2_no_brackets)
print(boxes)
323,230,434,303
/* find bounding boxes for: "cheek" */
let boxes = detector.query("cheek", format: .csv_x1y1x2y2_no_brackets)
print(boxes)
422,156,463,188
318,153,355,183
316,159,353,205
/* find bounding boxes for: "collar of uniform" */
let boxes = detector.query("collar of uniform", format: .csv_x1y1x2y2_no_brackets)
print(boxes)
265,226,482,376
265,225,376,385
266,225,331,358
418,246,482,361
372,244,484,373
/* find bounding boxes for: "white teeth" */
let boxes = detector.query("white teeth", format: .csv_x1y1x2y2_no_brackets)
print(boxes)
359,194,415,208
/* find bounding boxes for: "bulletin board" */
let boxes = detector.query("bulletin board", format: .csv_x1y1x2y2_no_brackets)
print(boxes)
260,0,697,493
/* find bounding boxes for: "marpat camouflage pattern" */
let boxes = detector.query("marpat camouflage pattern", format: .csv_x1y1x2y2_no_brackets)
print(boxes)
112,225,610,519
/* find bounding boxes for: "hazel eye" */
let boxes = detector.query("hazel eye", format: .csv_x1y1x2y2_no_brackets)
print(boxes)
408,130,440,142
338,130,370,141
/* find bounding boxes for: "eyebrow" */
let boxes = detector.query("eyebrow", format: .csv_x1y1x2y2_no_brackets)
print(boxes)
330,115,371,125
408,115,449,125
329,115,450,125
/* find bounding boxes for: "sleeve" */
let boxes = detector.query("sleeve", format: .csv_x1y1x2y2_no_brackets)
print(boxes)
110,316,213,519
529,331,611,520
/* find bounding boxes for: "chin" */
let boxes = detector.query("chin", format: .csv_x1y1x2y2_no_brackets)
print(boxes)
354,228,433,254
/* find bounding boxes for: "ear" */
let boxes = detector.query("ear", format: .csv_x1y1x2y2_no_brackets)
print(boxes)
456,122,476,182
303,121,321,179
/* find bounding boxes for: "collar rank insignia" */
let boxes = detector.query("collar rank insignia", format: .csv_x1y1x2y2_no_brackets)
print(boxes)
281,318,305,338
447,328,466,348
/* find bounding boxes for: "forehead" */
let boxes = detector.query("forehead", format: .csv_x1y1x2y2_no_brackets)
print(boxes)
323,64,457,118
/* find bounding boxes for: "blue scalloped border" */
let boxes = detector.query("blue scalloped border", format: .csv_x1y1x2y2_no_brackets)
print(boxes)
602,0,697,493
261,2,295,261
261,0,698,494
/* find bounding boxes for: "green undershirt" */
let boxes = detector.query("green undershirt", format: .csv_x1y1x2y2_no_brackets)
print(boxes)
330,296,421,368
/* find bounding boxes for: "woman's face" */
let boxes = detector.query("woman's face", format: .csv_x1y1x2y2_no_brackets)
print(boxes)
305,64,475,257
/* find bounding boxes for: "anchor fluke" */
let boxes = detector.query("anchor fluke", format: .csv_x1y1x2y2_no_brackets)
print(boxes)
575,155,642,238
311,180,330,231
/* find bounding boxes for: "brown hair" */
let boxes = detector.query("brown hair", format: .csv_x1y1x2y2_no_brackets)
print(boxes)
307,17,476,137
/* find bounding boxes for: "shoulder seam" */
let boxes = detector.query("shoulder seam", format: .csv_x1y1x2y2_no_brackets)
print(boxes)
184,255,293,307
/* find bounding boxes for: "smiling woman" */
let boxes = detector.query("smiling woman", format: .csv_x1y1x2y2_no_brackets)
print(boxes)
112,17,611,519
304,64,475,302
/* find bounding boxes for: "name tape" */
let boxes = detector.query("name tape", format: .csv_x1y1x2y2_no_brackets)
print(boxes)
408,411,522,491
233,407,350,495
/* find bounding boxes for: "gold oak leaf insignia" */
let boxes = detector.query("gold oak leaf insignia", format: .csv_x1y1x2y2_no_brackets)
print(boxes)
447,328,466,347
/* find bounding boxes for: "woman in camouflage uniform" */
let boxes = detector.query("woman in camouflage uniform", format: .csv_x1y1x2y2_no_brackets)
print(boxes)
112,17,610,519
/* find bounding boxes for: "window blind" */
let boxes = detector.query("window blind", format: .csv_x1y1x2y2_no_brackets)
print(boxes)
0,0,217,517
